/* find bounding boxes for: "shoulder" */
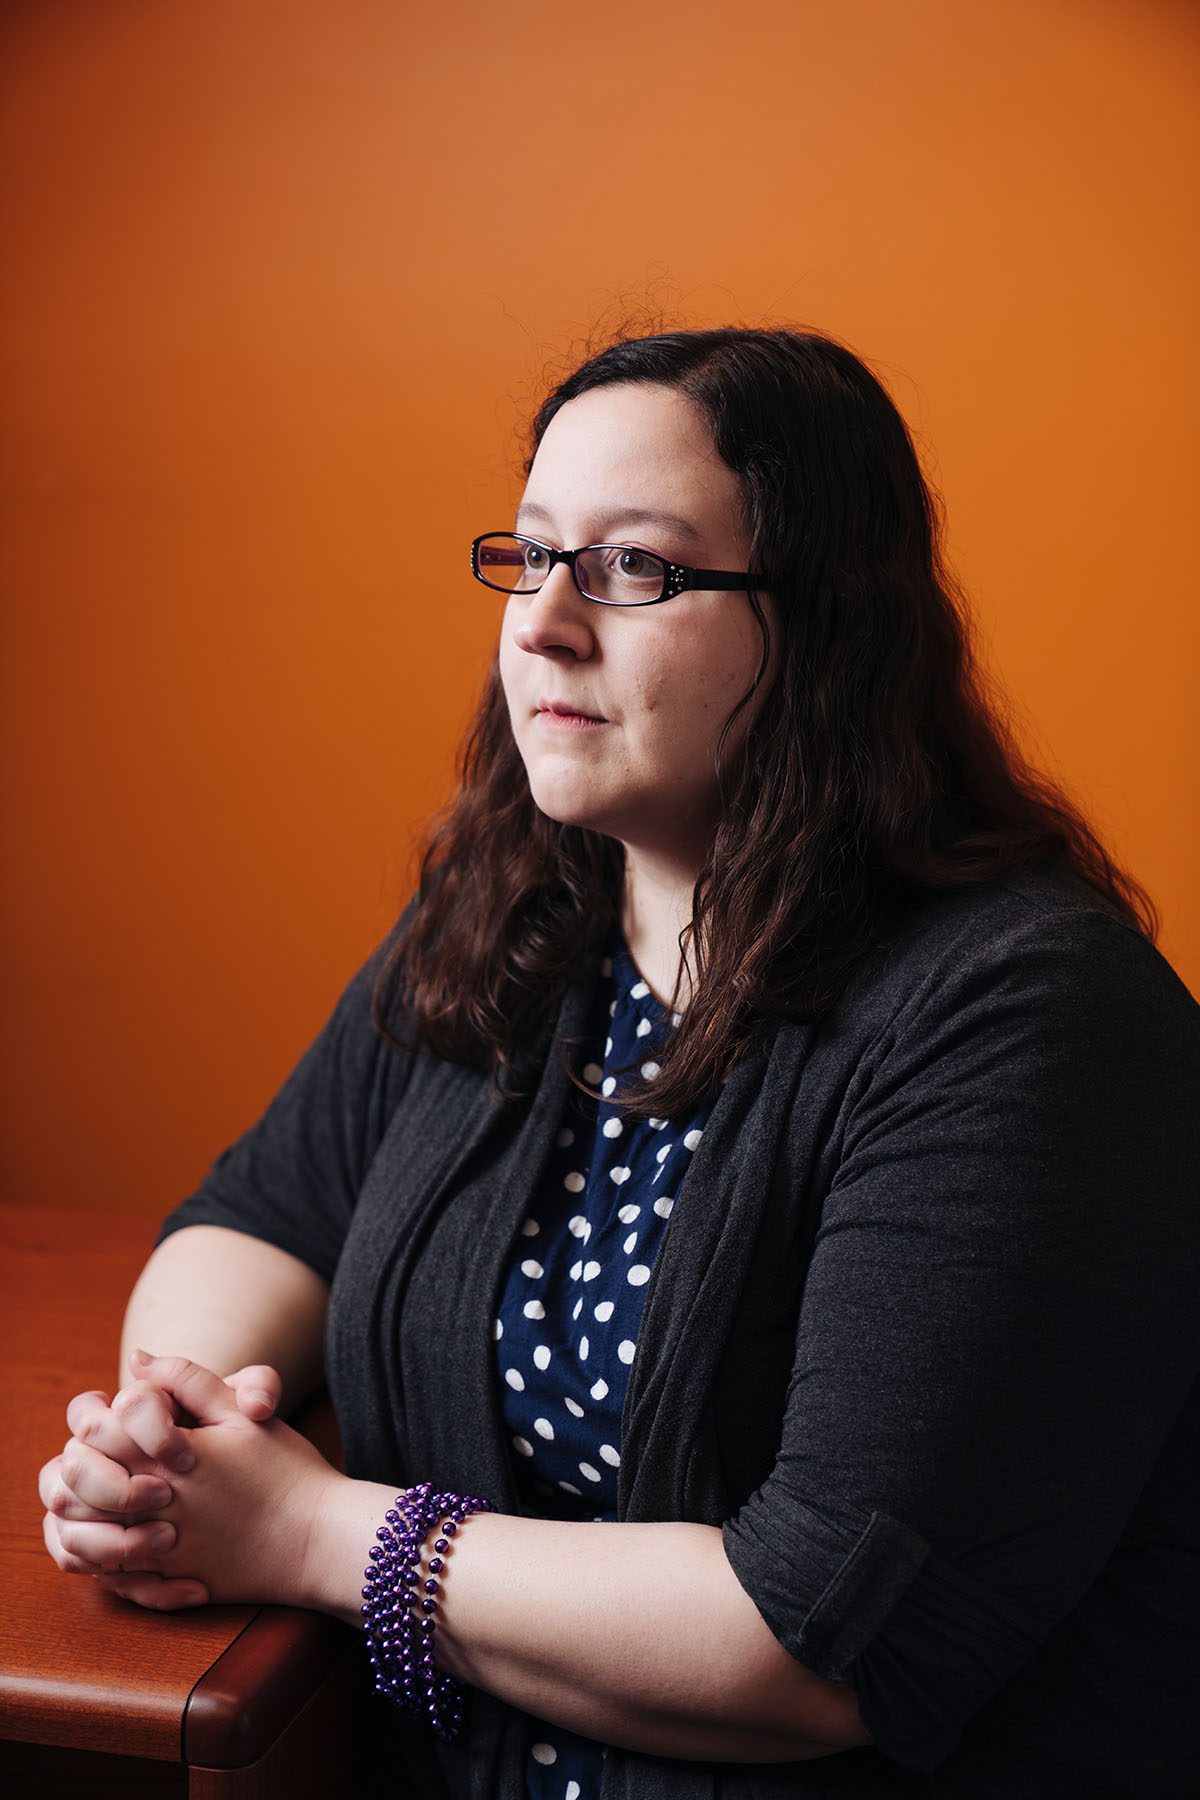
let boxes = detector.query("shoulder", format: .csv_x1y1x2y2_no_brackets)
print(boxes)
831,866,1197,1054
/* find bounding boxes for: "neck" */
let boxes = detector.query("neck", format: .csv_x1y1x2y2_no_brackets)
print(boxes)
619,844,702,1012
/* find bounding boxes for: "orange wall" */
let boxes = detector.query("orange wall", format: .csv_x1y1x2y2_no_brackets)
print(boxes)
1,0,1197,1219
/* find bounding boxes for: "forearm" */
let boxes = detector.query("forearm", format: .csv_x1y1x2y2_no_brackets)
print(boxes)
120,1226,329,1414
305,1485,870,1762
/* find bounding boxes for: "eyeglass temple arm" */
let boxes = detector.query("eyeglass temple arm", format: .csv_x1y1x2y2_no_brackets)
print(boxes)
683,568,761,590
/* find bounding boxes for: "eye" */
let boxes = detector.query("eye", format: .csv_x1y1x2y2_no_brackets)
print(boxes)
616,549,649,576
523,543,550,571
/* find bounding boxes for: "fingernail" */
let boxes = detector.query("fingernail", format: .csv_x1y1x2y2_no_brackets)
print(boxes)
130,1347,151,1363
168,1445,195,1473
182,1589,207,1607
247,1388,273,1409
149,1524,175,1551
147,1483,173,1507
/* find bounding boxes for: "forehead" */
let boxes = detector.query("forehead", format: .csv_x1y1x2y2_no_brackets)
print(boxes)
520,382,744,544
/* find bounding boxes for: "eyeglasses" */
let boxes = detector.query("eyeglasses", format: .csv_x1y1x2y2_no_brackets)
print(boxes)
470,532,762,608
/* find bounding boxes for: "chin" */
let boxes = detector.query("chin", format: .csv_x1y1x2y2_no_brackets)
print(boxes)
524,774,613,837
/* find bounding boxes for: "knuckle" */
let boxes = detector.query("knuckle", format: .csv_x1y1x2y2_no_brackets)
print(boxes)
57,1521,86,1558
76,1412,108,1449
59,1442,87,1487
37,1454,62,1505
65,1391,107,1433
111,1382,147,1419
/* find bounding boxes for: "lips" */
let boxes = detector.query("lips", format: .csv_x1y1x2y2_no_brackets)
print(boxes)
536,698,608,723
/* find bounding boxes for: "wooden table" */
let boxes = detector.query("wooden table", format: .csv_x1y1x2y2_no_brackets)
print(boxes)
0,1205,373,1796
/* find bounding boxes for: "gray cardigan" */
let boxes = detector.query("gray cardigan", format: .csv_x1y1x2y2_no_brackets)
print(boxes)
158,865,1200,1799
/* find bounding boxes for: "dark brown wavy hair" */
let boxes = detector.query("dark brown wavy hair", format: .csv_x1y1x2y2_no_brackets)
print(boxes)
374,326,1157,1120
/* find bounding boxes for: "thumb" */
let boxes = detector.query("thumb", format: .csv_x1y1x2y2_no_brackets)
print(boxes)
224,1364,283,1422
128,1349,240,1426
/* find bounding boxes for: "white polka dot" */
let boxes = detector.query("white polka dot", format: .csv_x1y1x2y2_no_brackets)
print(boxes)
523,1299,545,1320
531,1741,557,1765
671,1011,682,1027
513,1436,533,1456
617,1202,640,1223
602,1076,617,1096
572,1297,583,1320
583,1062,603,1084
649,1117,667,1130
505,1368,524,1391
559,1479,582,1495
610,1165,631,1185
564,1396,585,1417
521,1259,544,1279
599,1444,621,1466
628,1265,651,1286
570,1258,583,1279
493,1317,503,1339
684,1128,704,1151
583,1260,601,1281
579,1462,602,1482
533,1344,551,1370
556,1126,575,1148
618,1339,636,1364
636,1017,652,1037
605,1036,613,1056
567,1784,581,1800
609,999,617,1017
590,1377,609,1399
534,1417,554,1440
630,980,650,999
600,957,613,978
521,1217,540,1236
602,1117,623,1138
653,1195,674,1218
564,1171,585,1193
623,1230,638,1254
655,1144,671,1162
568,1214,588,1236
594,1300,614,1322
579,1335,589,1359
641,1061,661,1079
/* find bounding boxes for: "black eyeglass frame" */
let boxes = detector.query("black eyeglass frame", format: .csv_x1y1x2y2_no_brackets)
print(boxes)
470,532,764,608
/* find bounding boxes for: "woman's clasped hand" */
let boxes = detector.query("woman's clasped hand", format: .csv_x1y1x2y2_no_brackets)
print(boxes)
38,1349,335,1612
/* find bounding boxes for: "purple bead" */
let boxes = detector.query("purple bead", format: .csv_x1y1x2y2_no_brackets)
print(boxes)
433,1537,449,1554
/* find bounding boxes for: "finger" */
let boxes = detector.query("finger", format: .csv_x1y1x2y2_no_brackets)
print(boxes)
227,1364,282,1420
47,1442,174,1518
54,1516,177,1574
128,1350,239,1429
66,1387,190,1473
108,1379,196,1472
96,1571,208,1610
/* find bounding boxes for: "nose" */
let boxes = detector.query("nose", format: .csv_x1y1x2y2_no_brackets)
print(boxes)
508,560,596,660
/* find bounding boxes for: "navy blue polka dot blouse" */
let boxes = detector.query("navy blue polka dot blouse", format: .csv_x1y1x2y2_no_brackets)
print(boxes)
493,933,716,1800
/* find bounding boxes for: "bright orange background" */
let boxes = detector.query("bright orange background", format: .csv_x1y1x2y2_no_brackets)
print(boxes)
1,0,1197,1220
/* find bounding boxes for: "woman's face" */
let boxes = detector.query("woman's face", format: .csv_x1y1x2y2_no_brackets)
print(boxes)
498,382,775,869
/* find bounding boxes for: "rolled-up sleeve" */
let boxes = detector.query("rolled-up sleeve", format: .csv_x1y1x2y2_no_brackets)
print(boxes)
722,905,1200,1774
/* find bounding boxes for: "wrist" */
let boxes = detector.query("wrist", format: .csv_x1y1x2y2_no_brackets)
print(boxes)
299,1471,402,1624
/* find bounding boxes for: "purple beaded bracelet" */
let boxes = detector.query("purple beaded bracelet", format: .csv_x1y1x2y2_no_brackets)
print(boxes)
360,1480,496,1741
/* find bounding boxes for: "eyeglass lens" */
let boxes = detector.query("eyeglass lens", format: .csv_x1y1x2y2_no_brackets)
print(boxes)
476,535,666,605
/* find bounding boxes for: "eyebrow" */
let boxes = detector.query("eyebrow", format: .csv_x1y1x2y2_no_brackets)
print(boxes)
514,500,708,552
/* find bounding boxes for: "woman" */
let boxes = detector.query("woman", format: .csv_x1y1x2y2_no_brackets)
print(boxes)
39,328,1200,1798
